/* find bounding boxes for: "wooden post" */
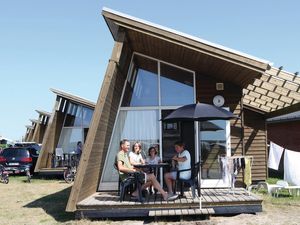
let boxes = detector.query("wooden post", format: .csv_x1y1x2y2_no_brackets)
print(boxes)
66,29,128,212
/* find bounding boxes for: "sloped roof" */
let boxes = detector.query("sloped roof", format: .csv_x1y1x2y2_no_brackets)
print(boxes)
244,67,300,113
103,7,271,88
103,7,300,116
50,88,96,109
266,111,300,123
35,110,51,117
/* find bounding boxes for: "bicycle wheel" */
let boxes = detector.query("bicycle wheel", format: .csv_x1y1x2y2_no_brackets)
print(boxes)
4,176,9,184
63,167,74,183
26,170,31,183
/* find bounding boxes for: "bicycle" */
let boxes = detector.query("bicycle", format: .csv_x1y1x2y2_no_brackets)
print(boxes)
63,154,79,183
0,165,9,184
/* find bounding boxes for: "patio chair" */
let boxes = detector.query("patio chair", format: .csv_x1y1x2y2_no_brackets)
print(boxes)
174,162,201,198
114,162,142,202
256,181,283,197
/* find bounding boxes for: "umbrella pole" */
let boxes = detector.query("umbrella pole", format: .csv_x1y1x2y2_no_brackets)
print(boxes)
198,121,202,210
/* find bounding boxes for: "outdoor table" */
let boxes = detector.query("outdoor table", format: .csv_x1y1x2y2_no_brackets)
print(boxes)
134,162,170,175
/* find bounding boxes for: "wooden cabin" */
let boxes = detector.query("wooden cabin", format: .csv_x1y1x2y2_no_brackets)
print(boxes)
25,110,51,143
66,8,300,218
31,110,51,144
34,88,95,175
24,120,37,142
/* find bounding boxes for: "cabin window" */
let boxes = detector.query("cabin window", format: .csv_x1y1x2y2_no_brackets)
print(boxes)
57,128,83,153
64,103,83,127
160,63,194,106
122,55,158,107
82,107,93,128
57,104,93,154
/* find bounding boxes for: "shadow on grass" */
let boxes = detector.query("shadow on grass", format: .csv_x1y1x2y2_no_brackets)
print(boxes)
24,186,74,222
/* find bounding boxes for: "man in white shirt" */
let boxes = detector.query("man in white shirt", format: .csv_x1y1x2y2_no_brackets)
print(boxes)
164,141,191,197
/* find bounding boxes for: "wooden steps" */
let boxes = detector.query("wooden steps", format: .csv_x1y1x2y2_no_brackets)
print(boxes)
149,208,215,217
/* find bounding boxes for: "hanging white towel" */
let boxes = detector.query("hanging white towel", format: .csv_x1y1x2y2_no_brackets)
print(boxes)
284,149,300,186
268,142,284,170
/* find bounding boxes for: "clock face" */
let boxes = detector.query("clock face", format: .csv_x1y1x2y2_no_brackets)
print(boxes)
213,95,225,107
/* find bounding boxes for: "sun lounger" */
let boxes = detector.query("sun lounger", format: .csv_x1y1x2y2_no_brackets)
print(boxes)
256,180,300,197
274,180,300,197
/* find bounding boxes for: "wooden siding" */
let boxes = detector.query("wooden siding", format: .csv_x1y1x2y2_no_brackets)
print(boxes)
196,73,243,154
66,31,132,212
244,109,267,181
34,99,65,172
267,121,300,151
125,29,263,88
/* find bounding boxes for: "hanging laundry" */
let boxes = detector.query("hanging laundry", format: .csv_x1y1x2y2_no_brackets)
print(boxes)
284,149,300,186
268,142,284,170
219,157,229,184
244,157,252,187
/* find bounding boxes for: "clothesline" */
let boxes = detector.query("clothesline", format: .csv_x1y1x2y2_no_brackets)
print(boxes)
218,155,253,192
268,141,300,186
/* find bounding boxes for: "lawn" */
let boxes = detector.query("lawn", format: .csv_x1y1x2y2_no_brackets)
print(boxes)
0,176,300,225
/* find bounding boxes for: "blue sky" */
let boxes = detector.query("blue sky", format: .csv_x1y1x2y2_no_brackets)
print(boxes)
1,0,299,141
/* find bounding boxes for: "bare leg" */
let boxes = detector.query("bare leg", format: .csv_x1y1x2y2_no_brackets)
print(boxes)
164,172,174,194
146,174,168,200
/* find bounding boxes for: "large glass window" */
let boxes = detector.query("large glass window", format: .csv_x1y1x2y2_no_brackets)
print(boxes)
57,128,83,153
82,107,93,128
160,63,194,106
101,110,159,184
122,55,158,107
64,103,82,127
56,103,94,155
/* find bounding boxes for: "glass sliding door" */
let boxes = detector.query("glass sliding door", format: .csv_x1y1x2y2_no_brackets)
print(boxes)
200,120,231,187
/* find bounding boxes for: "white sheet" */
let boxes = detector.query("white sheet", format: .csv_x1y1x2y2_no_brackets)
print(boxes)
284,149,300,186
268,142,284,170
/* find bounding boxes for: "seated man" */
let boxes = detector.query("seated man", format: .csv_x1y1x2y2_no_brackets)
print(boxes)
164,141,191,197
116,139,173,201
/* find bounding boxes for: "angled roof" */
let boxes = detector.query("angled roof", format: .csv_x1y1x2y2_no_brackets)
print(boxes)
103,7,300,115
103,8,271,88
50,88,96,109
36,110,51,117
30,119,40,124
243,67,300,113
267,111,300,123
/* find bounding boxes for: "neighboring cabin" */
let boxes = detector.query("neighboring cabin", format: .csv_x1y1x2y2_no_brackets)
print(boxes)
34,88,95,175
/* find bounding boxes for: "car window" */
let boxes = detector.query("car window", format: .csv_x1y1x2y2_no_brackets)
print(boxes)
27,148,39,156
2,148,30,157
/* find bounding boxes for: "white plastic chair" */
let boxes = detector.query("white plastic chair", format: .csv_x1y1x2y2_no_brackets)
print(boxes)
256,181,282,197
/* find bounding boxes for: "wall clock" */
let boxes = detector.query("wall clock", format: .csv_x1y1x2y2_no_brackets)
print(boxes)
213,95,225,107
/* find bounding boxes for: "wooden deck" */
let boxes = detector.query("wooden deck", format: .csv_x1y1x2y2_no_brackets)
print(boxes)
76,188,262,219
37,167,66,175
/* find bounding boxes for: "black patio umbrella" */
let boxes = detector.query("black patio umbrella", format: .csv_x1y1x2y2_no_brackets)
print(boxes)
161,103,238,208
162,103,238,122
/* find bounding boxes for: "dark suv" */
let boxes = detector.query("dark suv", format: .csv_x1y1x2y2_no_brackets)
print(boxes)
0,147,39,174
